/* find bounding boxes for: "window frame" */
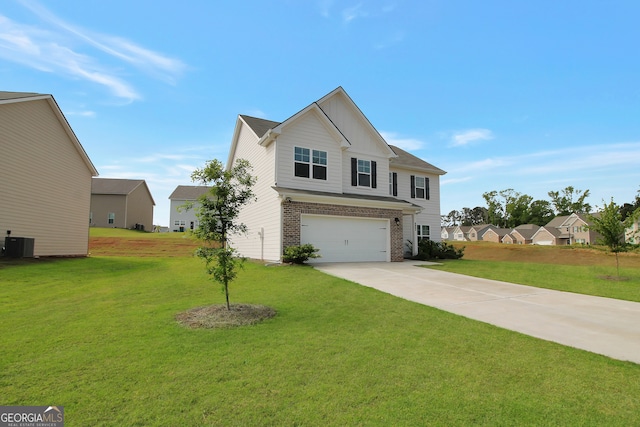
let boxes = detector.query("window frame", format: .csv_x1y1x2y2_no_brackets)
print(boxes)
294,146,327,180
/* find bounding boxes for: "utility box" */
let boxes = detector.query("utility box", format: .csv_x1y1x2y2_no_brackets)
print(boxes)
4,237,35,258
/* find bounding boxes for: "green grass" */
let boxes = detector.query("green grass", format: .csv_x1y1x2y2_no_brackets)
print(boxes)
427,259,640,302
2,255,640,425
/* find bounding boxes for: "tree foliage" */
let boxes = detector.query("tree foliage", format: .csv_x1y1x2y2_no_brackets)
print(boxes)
189,159,257,310
548,186,591,216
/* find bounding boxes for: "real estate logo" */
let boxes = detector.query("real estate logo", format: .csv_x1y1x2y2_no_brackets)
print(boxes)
0,406,64,427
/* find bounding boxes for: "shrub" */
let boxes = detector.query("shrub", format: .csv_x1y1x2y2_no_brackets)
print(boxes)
283,244,320,264
413,239,464,261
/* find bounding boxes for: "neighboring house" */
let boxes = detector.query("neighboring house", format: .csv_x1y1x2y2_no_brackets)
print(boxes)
168,185,211,232
531,225,562,246
441,226,456,241
225,86,446,263
532,213,600,245
91,178,155,230
0,91,98,256
626,218,640,244
468,224,497,241
481,227,512,243
502,233,517,244
509,224,540,245
450,225,472,241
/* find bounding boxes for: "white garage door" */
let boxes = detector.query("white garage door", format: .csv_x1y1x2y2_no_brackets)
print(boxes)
300,215,389,263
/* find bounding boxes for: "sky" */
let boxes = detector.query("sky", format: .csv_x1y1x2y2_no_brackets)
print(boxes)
2,0,640,226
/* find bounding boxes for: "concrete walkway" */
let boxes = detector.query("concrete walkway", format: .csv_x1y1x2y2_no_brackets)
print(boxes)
313,261,640,364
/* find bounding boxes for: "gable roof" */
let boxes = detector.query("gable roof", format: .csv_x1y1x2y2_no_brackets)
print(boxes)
169,185,212,200
0,91,42,101
239,115,279,138
389,145,446,175
511,224,541,239
0,91,98,176
228,87,407,167
92,178,156,205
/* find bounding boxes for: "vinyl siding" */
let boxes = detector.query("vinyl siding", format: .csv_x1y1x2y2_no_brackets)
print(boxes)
0,99,93,256
392,168,442,243
90,195,127,228
126,184,154,230
228,121,282,262
169,199,201,232
275,110,343,194
318,93,385,155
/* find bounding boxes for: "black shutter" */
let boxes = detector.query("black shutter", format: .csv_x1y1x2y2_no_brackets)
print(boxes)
410,175,416,198
371,161,377,188
392,172,398,196
351,158,357,186
425,177,430,200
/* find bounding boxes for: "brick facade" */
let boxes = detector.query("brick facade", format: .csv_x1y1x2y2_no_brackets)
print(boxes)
282,200,405,262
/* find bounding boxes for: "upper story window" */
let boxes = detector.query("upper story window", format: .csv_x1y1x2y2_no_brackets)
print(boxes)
350,158,377,188
389,172,397,196
411,175,430,200
294,147,327,180
357,160,371,187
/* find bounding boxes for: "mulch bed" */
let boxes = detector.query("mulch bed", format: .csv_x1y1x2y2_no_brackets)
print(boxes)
176,304,276,329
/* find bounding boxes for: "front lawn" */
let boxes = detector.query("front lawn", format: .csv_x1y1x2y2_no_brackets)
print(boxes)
1,253,640,425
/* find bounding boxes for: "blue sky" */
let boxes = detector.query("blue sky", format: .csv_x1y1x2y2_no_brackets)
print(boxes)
2,0,640,226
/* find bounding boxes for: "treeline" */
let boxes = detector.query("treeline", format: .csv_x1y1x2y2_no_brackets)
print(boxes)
442,186,640,228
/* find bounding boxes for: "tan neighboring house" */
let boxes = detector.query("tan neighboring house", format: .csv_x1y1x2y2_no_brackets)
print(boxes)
91,178,155,230
481,227,512,243
508,224,540,245
450,225,472,241
468,224,498,241
0,91,98,256
441,226,455,241
532,213,600,245
168,185,211,232
225,86,445,263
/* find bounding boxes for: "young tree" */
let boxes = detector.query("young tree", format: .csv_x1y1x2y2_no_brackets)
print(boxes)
587,198,638,277
189,159,257,310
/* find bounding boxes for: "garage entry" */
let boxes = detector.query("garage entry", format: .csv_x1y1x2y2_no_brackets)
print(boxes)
300,214,389,263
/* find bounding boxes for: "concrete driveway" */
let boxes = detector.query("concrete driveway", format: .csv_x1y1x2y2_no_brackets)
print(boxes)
313,261,640,364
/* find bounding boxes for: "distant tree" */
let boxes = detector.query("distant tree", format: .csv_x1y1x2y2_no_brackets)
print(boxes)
189,159,257,310
466,206,488,225
587,198,638,277
503,190,533,228
548,186,591,215
528,200,555,226
482,190,506,227
442,210,462,227
620,188,640,221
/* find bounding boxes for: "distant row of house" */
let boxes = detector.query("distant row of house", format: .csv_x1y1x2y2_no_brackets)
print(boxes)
441,213,601,245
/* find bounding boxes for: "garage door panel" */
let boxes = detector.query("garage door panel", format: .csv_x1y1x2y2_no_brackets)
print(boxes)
301,215,389,263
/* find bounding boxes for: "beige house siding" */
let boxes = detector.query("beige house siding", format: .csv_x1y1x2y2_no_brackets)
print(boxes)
532,228,556,245
90,194,126,228
483,229,501,243
0,95,97,256
228,120,282,262
126,184,154,230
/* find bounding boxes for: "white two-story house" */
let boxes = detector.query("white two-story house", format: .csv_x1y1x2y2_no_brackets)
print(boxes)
226,87,445,263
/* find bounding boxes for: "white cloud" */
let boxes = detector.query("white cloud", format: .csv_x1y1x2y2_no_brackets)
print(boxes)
379,131,424,150
0,1,186,101
450,128,494,147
